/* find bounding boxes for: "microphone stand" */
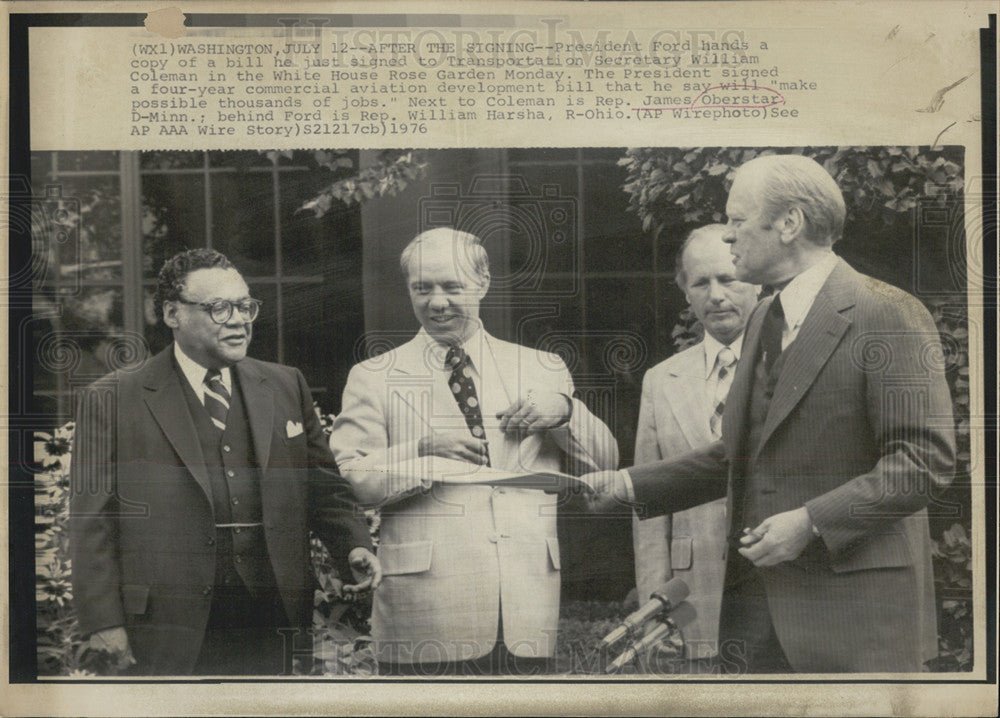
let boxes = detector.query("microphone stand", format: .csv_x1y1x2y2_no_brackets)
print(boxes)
601,601,694,674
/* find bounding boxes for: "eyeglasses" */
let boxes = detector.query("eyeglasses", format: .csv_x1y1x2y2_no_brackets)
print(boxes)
176,297,262,324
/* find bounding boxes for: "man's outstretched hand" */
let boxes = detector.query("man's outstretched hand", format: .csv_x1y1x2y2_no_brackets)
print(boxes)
582,469,633,514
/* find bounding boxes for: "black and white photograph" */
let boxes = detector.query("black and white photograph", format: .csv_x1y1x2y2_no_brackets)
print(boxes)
22,143,976,674
4,3,996,716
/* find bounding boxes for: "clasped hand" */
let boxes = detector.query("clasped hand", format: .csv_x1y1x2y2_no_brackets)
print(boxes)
496,390,571,434
416,391,571,465
344,547,383,595
737,507,815,567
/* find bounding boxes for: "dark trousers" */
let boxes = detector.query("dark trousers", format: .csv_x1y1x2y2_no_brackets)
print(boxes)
192,582,291,676
715,556,793,675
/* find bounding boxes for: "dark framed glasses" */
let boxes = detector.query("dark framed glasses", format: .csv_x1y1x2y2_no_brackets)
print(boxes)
176,297,262,324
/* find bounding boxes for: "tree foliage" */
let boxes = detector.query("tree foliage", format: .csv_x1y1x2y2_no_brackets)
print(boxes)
294,149,428,217
619,145,965,238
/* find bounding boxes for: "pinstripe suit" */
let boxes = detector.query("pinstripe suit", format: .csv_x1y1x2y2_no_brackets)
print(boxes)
627,259,954,672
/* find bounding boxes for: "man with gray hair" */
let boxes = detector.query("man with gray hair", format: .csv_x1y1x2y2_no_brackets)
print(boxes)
590,154,953,672
331,227,618,675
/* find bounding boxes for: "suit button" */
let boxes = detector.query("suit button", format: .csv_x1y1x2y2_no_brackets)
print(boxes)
227,470,235,478
202,586,212,595
234,555,242,564
207,537,215,546
223,445,231,452
489,533,499,543
231,497,239,505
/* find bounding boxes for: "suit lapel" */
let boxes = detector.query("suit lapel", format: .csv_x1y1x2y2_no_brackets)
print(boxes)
142,348,213,503
754,260,856,458
235,359,275,471
664,348,712,448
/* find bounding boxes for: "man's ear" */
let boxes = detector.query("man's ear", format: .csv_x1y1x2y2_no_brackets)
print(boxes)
778,206,806,245
162,301,179,329
474,274,490,299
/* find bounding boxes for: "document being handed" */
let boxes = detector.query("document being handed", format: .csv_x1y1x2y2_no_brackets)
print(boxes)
372,454,593,502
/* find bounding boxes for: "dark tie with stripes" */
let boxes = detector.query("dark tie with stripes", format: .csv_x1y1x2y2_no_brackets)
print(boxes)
203,369,231,431
445,346,491,467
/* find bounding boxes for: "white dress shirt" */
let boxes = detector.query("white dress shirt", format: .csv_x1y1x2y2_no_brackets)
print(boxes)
776,251,839,350
173,343,232,402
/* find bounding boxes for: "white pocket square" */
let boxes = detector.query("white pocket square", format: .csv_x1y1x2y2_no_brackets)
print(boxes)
286,420,304,438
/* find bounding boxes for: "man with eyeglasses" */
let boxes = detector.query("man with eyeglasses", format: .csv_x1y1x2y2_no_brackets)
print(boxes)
70,248,380,675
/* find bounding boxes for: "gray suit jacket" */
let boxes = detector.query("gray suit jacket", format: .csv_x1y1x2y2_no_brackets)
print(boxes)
633,340,728,660
628,259,953,671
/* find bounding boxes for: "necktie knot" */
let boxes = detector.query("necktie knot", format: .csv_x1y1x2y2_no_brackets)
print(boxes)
716,347,736,381
769,294,785,321
445,345,468,370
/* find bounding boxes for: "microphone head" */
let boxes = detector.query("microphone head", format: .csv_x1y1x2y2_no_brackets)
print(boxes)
651,577,689,607
666,601,697,629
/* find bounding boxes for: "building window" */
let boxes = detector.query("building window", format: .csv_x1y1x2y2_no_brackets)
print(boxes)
31,150,363,421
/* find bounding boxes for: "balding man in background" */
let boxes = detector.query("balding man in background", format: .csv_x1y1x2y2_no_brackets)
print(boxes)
632,224,757,670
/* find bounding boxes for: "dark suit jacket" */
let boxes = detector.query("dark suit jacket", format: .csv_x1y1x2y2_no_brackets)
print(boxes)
69,346,372,674
628,259,955,672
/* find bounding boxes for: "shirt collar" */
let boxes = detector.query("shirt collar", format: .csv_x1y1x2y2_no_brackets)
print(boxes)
173,342,232,399
777,252,839,334
418,324,488,374
702,331,744,379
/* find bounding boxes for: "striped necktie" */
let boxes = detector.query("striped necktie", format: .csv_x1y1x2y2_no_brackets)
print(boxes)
203,369,231,431
710,347,737,439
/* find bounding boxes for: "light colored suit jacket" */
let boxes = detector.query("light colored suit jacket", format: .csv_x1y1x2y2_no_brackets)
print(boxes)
69,346,372,674
633,341,728,660
330,329,619,663
628,260,954,672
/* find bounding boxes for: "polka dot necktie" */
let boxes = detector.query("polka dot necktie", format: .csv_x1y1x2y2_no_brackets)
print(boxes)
445,345,491,467
709,347,737,439
203,369,231,432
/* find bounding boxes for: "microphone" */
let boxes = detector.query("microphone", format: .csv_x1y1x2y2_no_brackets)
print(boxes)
600,578,689,648
605,622,671,674
605,601,697,674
